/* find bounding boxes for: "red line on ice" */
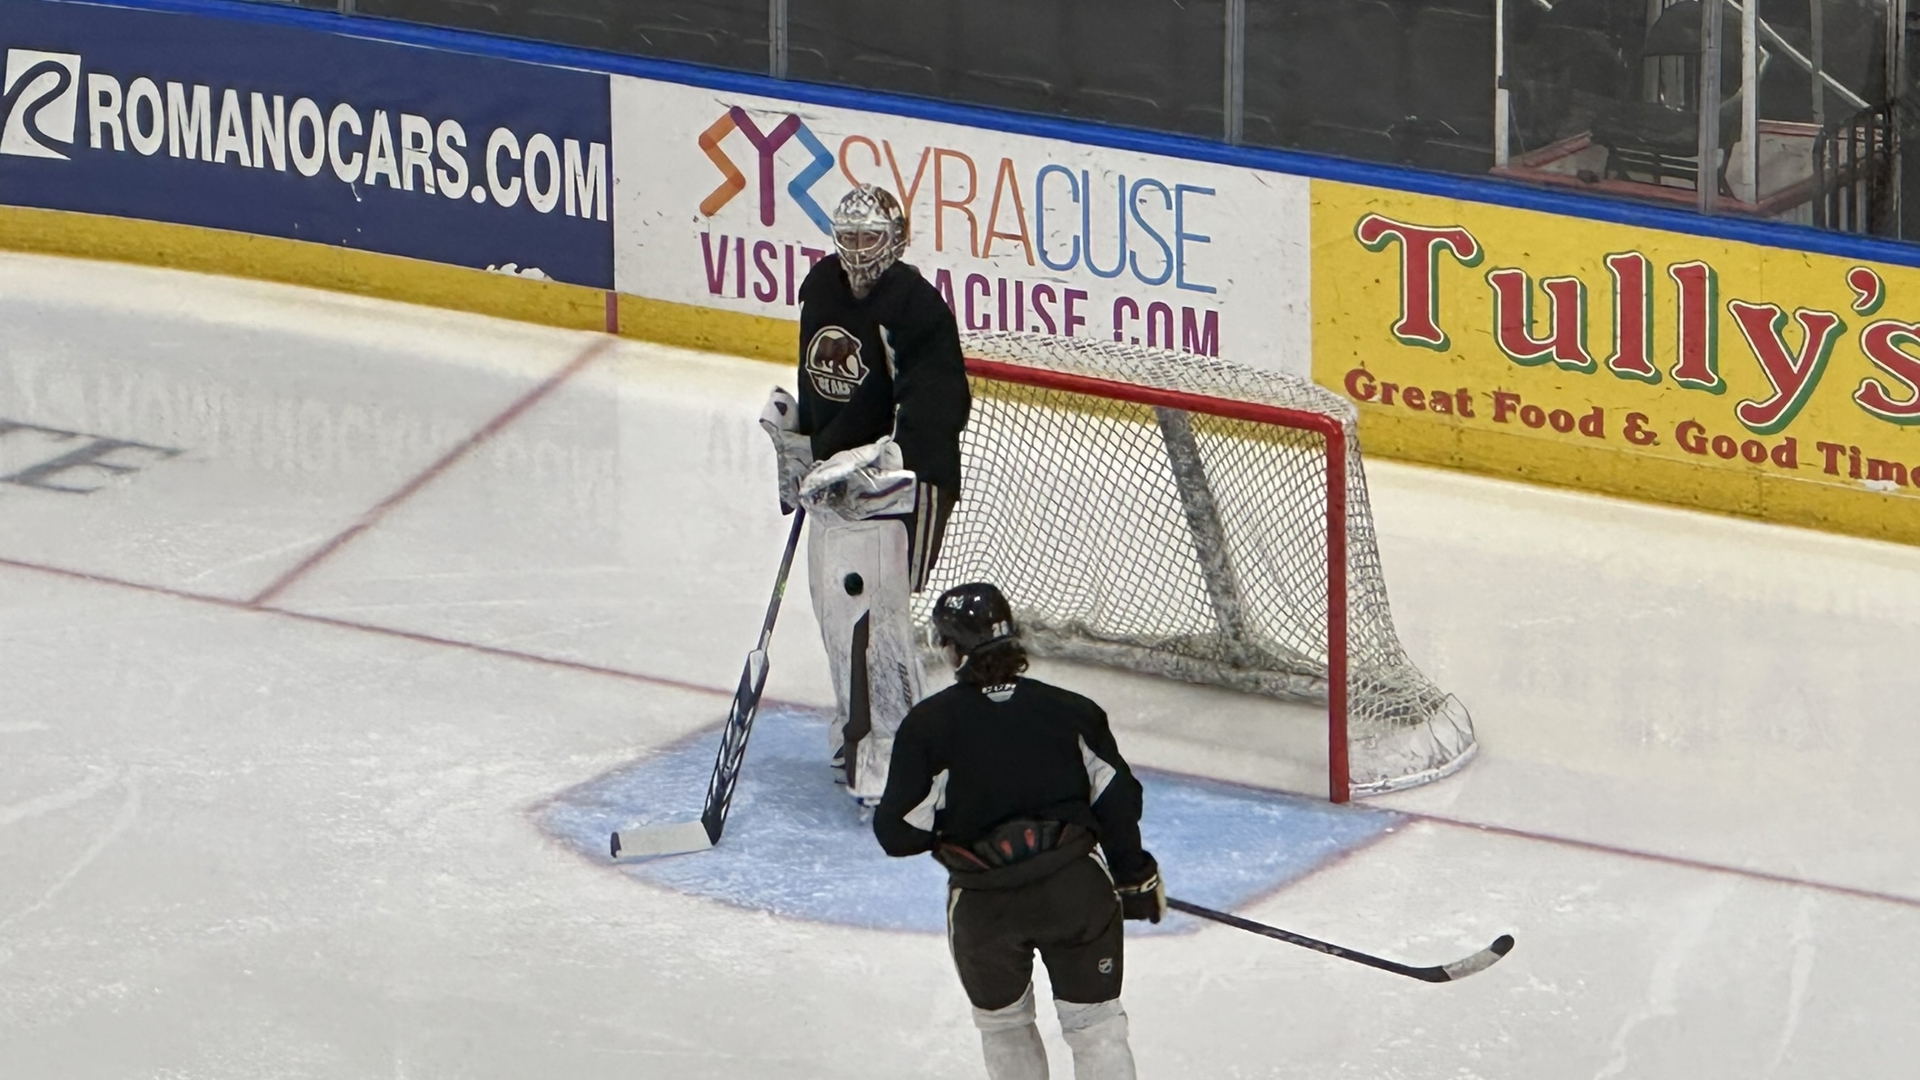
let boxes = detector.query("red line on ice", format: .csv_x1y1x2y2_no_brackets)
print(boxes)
0,555,772,706
1401,811,1920,911
248,336,615,607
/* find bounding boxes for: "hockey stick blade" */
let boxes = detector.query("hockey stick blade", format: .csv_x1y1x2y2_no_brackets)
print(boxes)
607,650,765,862
1438,934,1516,981
607,512,804,863
609,819,714,860
1167,898,1515,983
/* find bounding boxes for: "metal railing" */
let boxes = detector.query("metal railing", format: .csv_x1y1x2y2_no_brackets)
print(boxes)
1814,101,1901,235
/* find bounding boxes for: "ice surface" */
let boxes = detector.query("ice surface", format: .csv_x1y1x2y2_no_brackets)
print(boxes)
2,252,1918,1078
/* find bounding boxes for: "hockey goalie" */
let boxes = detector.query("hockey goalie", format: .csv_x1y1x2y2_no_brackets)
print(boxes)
758,183,971,805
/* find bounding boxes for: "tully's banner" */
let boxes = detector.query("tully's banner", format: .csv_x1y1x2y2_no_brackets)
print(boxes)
1313,180,1920,544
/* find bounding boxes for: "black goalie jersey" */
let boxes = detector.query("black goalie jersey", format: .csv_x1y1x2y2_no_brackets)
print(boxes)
796,255,970,493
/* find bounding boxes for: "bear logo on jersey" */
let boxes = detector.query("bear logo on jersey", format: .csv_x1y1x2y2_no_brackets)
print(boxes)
804,326,867,401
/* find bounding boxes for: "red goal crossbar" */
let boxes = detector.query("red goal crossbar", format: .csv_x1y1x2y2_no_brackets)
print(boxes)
965,357,1353,803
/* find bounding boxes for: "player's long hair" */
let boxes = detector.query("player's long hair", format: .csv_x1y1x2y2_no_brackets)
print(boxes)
957,638,1028,685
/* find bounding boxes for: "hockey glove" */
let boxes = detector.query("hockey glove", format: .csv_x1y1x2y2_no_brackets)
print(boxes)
1115,853,1166,923
799,436,917,521
759,387,813,513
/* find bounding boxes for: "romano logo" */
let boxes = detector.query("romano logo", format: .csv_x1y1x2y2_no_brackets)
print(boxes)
1,49,81,159
0,46,609,225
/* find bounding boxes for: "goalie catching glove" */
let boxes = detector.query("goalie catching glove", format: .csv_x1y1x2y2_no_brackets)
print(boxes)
1115,852,1166,923
799,435,917,521
759,387,814,514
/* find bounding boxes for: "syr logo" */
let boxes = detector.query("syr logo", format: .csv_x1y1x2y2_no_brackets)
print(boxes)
700,106,835,232
1,49,81,160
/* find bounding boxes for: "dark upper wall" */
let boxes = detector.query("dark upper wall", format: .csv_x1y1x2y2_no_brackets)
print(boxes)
1244,0,1494,172
342,0,1499,172
326,0,1908,237
784,0,1228,138
354,0,772,71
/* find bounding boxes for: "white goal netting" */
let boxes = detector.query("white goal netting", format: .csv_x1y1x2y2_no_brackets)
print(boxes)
917,332,1476,797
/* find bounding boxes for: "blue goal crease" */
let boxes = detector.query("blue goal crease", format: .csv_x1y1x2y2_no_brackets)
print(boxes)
537,706,1403,935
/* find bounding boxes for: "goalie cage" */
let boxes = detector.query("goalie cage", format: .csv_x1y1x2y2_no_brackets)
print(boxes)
917,332,1476,801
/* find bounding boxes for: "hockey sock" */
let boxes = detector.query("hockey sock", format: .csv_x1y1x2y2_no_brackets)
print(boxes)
1056,998,1136,1080
973,985,1048,1080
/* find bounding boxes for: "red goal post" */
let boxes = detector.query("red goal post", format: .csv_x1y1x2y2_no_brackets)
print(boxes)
924,333,1476,802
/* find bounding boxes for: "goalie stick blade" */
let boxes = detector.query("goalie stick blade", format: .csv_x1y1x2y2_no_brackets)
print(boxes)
603,646,772,864
605,513,804,866
608,820,714,860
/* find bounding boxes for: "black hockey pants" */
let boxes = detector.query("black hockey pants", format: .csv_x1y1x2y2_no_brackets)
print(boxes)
947,854,1125,1011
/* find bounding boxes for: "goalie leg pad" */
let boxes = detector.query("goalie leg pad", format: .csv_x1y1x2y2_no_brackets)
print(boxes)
808,514,925,798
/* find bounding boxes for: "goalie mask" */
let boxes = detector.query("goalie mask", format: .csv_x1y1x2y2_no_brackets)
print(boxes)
930,582,1018,657
832,184,908,299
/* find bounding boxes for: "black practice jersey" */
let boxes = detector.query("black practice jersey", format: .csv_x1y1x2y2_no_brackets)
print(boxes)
873,677,1147,883
796,256,970,492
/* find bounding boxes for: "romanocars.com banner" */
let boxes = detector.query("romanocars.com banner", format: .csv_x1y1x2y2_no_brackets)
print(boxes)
609,76,1312,377
0,0,613,287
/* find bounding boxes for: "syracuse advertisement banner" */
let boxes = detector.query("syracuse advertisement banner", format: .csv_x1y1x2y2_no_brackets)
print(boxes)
0,0,613,287
610,76,1311,377
1313,180,1920,542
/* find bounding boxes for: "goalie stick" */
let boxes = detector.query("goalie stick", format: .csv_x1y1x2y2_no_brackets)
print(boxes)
1167,898,1515,983
610,510,806,860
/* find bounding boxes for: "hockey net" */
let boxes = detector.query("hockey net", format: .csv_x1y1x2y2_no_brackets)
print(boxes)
917,332,1475,799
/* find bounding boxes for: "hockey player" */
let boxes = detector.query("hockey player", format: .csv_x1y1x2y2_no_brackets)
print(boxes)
873,582,1166,1080
758,184,971,804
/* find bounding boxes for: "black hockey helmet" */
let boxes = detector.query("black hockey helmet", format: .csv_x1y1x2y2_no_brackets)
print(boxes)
930,582,1017,656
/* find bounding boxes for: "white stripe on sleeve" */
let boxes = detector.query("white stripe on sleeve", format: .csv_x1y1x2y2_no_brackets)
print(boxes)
1079,736,1117,804
904,768,949,832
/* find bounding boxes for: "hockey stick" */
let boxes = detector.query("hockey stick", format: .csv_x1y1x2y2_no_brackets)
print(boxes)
610,510,806,860
1167,898,1514,983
